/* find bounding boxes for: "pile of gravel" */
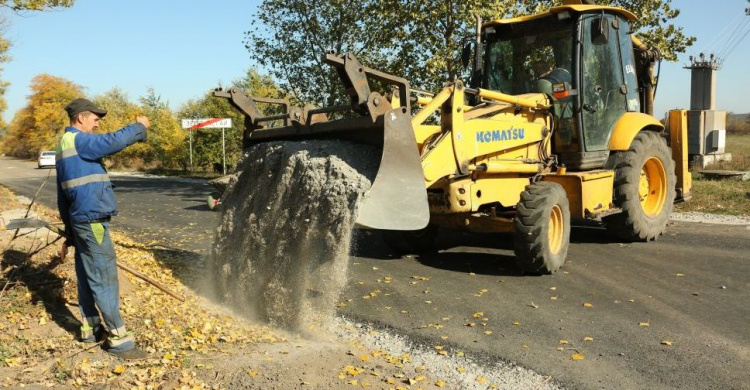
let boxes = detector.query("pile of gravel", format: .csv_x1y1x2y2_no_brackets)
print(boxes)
210,140,379,331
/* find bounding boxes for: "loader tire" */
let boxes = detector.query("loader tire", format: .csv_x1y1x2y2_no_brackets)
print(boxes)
382,225,437,256
513,181,570,274
604,131,676,242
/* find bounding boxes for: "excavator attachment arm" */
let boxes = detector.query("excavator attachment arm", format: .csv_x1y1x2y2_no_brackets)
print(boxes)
213,53,429,230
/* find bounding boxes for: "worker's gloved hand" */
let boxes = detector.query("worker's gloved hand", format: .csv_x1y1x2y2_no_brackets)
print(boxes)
136,116,150,142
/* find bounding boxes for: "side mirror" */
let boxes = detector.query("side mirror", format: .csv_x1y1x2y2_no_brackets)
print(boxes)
461,42,473,69
591,16,609,45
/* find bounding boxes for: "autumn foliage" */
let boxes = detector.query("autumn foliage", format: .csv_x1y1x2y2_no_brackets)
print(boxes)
1,74,82,158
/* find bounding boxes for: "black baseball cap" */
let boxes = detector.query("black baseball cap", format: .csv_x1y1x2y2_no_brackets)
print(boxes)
65,98,108,118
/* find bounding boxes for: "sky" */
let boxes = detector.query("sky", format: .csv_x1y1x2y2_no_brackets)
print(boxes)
2,0,749,125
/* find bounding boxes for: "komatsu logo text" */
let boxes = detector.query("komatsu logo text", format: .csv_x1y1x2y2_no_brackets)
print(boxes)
476,127,525,143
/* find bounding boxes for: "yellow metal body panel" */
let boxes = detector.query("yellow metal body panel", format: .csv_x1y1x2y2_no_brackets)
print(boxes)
422,133,457,185
427,175,529,216
608,112,664,150
484,4,636,28
543,171,614,220
468,176,530,211
668,109,692,200
416,83,550,185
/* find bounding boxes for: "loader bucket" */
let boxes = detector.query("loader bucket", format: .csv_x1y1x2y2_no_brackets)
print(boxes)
355,108,430,231
212,53,430,231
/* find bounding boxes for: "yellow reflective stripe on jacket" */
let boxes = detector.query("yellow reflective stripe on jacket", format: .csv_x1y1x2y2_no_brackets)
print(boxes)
56,131,78,161
60,173,110,190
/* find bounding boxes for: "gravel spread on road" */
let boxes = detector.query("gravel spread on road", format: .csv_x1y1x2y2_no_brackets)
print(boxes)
335,318,561,389
670,212,750,226
210,140,378,331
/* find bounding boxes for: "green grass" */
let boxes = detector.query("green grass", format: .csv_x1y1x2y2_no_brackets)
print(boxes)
674,133,750,216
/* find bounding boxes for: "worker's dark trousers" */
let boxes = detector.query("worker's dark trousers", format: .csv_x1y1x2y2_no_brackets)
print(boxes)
72,221,134,352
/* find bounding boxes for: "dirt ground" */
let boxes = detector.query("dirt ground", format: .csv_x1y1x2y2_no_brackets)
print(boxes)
0,185,548,389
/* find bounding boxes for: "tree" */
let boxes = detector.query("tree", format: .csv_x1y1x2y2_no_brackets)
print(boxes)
1,74,82,158
0,1,76,127
511,0,695,61
245,0,409,106
246,0,695,103
0,0,74,11
137,88,185,169
176,68,283,172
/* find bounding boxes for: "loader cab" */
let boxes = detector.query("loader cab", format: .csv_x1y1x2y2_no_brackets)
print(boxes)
482,7,640,170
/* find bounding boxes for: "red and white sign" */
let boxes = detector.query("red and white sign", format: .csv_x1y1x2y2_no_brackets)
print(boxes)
181,118,232,129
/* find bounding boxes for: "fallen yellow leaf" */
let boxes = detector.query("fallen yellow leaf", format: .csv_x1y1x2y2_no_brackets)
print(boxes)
457,366,466,373
661,340,673,346
583,303,593,308
571,353,585,360
512,321,521,326
473,312,484,318
484,330,493,335
435,379,446,388
477,376,489,384
639,322,650,327
360,355,370,362
559,339,569,344
113,365,125,375
583,337,594,341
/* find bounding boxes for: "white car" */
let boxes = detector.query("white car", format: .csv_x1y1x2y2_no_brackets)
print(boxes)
37,150,56,168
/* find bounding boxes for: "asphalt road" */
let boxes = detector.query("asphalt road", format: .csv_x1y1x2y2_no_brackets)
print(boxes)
2,156,748,389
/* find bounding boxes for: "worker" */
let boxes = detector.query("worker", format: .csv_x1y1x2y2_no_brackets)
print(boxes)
56,98,149,359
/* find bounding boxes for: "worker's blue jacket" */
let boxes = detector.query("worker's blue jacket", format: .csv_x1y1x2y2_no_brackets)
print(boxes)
56,124,147,233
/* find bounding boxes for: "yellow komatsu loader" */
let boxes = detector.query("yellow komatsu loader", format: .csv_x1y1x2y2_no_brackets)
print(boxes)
215,0,692,274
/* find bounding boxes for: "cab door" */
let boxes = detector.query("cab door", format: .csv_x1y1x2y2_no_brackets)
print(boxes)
580,14,630,152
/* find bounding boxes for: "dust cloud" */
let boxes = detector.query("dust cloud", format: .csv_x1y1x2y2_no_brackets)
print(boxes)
209,140,378,332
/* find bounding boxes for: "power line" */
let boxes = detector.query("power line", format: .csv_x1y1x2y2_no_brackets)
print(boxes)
690,5,750,69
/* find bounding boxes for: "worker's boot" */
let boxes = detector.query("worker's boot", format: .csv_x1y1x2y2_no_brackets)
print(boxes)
80,324,105,343
107,346,148,360
106,332,147,360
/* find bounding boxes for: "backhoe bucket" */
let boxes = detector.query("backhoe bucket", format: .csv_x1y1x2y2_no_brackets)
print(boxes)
355,108,429,231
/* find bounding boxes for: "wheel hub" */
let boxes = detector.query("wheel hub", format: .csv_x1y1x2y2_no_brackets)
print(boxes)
548,204,564,254
639,157,667,217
